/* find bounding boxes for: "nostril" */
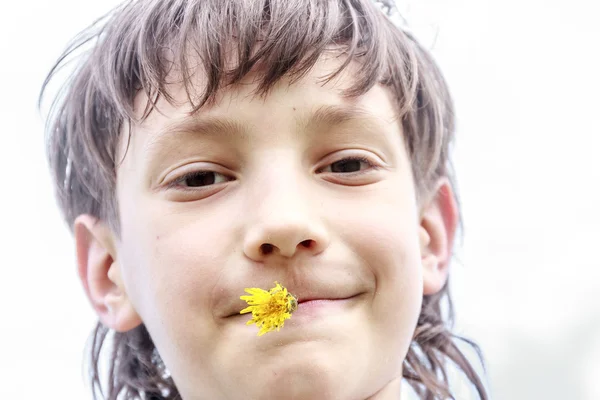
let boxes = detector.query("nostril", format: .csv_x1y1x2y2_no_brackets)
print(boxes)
300,240,313,248
260,243,274,255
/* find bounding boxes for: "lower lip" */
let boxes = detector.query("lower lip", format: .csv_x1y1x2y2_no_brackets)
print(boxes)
291,298,353,320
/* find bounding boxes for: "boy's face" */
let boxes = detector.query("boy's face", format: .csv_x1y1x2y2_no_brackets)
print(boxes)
80,58,455,399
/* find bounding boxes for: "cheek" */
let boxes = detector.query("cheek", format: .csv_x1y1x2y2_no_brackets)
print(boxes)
335,186,423,345
116,198,242,363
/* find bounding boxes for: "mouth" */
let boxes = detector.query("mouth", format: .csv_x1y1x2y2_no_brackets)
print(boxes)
293,296,358,316
296,294,359,305
221,276,366,320
227,293,362,319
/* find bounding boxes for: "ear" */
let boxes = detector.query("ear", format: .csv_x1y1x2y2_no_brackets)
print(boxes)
419,179,459,296
74,215,142,332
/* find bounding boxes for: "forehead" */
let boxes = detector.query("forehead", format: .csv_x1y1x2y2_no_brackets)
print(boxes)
118,58,401,162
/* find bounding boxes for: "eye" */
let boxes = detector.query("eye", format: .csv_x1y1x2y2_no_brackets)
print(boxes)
320,157,374,174
172,171,231,188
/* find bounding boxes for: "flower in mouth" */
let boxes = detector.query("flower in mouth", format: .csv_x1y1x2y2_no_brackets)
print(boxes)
240,281,298,336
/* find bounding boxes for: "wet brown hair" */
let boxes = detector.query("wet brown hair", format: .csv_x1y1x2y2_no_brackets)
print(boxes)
40,0,488,399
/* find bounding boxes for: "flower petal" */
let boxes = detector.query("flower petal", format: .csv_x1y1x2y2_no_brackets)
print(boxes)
239,282,297,336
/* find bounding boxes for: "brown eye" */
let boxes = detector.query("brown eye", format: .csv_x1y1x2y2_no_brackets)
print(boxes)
185,172,214,187
179,171,230,187
331,159,361,173
324,157,372,174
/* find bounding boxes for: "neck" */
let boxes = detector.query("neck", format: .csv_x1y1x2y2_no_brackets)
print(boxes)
365,376,403,400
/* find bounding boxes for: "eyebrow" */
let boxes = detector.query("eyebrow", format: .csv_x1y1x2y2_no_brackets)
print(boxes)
143,115,248,157
145,103,384,153
298,104,380,131
154,116,248,142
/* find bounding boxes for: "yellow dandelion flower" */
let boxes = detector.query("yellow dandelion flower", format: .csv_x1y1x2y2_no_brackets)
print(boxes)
240,281,298,336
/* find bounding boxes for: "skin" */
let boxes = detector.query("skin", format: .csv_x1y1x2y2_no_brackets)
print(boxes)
75,59,458,400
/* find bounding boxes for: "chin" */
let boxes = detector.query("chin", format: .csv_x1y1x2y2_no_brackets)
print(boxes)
246,350,362,400
257,370,344,400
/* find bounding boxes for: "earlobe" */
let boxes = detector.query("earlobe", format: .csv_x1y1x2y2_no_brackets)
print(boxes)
74,215,142,332
419,179,459,296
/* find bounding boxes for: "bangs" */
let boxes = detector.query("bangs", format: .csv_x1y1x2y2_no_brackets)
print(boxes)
88,0,417,120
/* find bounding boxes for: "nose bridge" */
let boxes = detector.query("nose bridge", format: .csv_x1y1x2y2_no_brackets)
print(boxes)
252,149,309,214
243,152,329,260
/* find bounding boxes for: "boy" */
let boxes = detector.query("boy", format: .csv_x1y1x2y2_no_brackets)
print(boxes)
41,0,488,398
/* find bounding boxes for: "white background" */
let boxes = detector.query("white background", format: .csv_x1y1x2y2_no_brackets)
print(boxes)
1,0,599,399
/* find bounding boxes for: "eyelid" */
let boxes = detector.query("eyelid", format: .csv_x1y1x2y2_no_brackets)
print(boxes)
319,157,375,174
166,170,232,191
160,162,234,189
316,151,383,173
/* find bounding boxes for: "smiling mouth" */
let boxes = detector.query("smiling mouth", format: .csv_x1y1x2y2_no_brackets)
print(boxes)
295,298,348,313
296,294,359,304
229,293,362,319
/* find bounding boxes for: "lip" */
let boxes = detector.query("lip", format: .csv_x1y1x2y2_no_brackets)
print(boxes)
296,294,358,305
229,294,362,321
226,293,361,318
292,297,355,318
222,276,365,319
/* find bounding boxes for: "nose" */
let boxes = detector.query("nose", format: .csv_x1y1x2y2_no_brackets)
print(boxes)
244,219,330,260
243,179,330,262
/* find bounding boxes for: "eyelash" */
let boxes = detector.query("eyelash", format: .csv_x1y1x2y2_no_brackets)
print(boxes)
318,156,378,175
166,170,231,191
351,156,370,164
167,156,378,191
